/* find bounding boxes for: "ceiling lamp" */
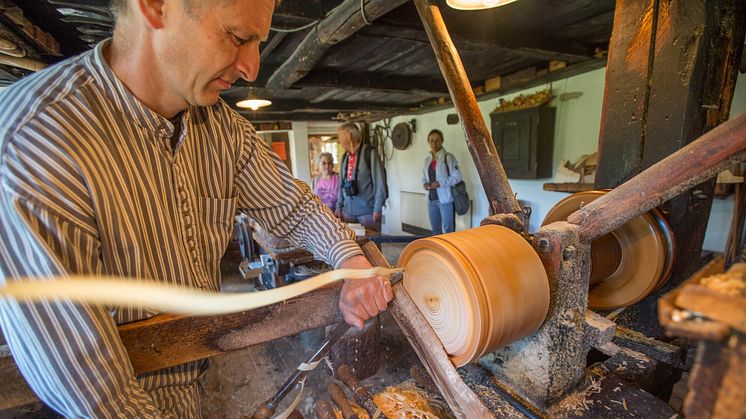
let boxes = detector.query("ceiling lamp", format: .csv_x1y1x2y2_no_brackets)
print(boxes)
446,0,518,10
236,88,272,111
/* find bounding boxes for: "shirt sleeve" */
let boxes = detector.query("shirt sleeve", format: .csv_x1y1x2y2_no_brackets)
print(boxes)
233,120,362,268
0,137,163,418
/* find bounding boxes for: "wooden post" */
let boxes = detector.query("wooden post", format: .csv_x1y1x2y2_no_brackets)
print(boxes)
414,0,523,221
594,0,746,287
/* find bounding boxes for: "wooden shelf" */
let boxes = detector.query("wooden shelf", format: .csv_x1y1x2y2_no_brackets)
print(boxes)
543,182,596,193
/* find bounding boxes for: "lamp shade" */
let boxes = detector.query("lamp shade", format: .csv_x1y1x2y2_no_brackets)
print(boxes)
446,0,518,10
236,88,272,110
236,98,272,111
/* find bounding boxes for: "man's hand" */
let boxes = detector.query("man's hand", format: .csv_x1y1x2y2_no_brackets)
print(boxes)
373,211,382,221
423,183,431,190
338,255,393,329
430,181,440,189
334,208,343,218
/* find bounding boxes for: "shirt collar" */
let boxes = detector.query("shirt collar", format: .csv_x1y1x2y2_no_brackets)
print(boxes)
432,147,446,160
86,39,188,139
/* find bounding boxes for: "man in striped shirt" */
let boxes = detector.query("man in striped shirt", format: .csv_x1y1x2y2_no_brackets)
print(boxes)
0,0,392,417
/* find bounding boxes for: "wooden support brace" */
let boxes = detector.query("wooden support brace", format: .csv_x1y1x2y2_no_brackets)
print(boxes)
568,113,746,243
360,242,495,419
414,0,522,222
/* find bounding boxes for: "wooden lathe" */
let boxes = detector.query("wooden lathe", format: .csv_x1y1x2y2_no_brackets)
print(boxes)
2,1,745,417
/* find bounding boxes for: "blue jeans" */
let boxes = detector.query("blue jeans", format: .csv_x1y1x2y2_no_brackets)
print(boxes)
428,200,455,235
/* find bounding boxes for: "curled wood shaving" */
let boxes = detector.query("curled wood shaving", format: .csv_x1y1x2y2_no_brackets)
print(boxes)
372,381,451,418
0,267,402,316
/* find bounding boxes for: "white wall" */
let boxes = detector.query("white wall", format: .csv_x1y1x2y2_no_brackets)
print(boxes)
284,69,743,251
371,69,745,253
289,122,311,184
376,67,607,235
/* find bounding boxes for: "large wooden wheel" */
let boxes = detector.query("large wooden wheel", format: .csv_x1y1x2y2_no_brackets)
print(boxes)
543,190,675,310
397,225,549,367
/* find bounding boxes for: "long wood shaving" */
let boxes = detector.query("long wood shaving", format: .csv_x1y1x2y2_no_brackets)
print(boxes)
0,267,402,316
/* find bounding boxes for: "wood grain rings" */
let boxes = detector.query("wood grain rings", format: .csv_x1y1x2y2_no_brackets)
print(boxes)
397,225,550,367
543,190,675,310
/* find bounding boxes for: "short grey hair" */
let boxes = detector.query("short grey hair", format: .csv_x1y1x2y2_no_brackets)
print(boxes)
339,122,361,142
110,0,272,20
317,152,334,165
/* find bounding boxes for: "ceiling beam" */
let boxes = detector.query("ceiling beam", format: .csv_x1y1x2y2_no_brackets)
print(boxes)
260,32,287,60
243,110,402,122
359,24,591,63
237,98,411,113
266,0,411,92
242,112,341,122
274,0,345,20
296,70,449,95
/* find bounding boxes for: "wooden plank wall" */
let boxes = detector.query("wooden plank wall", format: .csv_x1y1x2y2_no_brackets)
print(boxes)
595,0,745,290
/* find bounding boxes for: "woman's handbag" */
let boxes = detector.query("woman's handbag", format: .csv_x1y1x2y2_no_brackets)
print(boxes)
445,154,470,215
451,181,470,215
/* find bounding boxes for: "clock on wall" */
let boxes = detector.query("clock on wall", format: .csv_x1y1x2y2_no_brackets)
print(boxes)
392,122,412,150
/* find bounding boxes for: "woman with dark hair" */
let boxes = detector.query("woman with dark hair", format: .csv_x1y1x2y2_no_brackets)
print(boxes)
422,129,462,234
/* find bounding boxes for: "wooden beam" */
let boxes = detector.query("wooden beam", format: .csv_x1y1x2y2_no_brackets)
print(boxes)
120,285,343,374
260,31,287,60
568,113,746,243
274,0,345,20
358,23,591,64
360,242,495,419
266,0,410,91
0,284,343,410
236,98,412,113
414,0,523,221
241,111,342,122
297,70,449,96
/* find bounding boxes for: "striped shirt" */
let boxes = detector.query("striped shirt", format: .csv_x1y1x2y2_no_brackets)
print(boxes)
0,40,361,418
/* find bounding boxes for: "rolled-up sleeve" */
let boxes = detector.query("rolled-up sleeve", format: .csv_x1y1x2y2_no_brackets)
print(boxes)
233,120,362,268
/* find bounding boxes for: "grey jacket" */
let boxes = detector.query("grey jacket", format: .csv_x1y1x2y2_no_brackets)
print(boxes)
337,144,386,216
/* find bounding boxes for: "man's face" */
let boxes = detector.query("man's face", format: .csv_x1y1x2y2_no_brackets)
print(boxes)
155,0,273,109
338,128,353,153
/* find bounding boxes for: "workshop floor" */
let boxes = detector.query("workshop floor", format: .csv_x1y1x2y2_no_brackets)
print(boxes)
201,242,415,418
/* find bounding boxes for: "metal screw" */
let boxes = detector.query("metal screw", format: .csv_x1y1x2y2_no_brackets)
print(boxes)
537,238,550,250
563,245,577,260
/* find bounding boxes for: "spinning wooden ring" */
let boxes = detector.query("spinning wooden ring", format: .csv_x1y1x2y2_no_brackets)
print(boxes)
397,225,549,366
542,190,675,310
